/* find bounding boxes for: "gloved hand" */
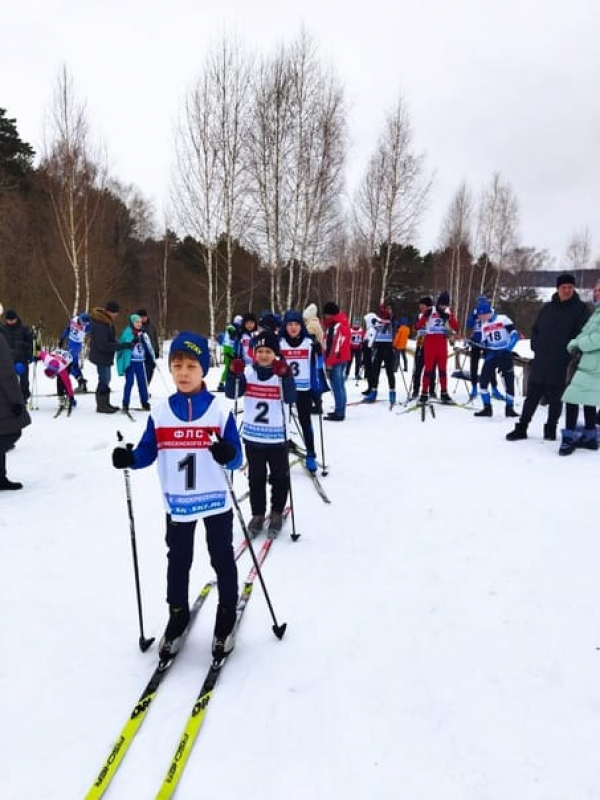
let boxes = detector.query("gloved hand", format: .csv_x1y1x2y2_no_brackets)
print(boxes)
10,403,24,416
14,362,26,376
229,358,245,375
209,433,236,465
112,443,134,469
272,359,291,378
567,339,579,354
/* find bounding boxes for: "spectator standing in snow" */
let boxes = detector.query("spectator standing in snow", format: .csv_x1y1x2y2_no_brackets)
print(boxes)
322,302,351,421
0,323,30,490
556,280,600,455
0,308,34,401
506,273,590,442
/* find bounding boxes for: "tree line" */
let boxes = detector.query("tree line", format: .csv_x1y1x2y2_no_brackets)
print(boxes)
1,32,597,343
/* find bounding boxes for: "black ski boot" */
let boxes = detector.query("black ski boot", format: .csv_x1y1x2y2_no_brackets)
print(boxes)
159,604,190,662
543,423,556,441
505,404,519,418
474,404,492,417
439,392,454,405
212,604,237,662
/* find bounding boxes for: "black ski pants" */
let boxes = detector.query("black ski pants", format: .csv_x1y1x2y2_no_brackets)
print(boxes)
245,441,289,516
165,509,238,611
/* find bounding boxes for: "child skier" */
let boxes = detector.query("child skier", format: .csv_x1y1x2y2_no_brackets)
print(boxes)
38,348,77,414
111,332,243,662
347,318,364,381
116,313,155,412
279,309,319,472
415,291,459,404
471,298,520,418
59,312,90,393
226,330,296,538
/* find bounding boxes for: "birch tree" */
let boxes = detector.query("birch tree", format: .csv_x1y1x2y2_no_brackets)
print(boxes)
565,227,591,290
41,66,106,313
476,172,519,302
354,94,430,306
439,180,473,325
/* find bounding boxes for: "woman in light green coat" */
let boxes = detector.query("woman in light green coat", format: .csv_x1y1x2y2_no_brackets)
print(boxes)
559,281,600,454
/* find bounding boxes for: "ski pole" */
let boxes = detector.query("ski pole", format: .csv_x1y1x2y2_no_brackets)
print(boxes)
317,401,328,476
221,465,287,639
279,387,300,542
116,431,155,653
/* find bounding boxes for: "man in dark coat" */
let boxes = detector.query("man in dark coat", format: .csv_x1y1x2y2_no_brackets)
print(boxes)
506,273,590,441
0,328,31,489
0,308,34,400
88,301,131,413
135,309,159,385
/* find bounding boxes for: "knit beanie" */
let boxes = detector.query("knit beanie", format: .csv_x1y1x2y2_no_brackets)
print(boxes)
105,301,120,313
254,331,281,355
169,331,210,375
419,296,433,307
437,291,450,307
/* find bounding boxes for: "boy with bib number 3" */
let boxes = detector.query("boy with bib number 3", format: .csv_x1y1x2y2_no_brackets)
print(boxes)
111,331,243,664
226,331,297,540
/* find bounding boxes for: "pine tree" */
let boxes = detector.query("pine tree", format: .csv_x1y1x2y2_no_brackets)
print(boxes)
0,107,35,191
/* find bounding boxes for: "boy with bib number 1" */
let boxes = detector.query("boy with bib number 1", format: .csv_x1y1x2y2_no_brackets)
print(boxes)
111,331,243,664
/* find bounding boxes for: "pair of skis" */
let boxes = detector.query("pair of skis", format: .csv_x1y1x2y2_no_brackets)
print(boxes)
85,515,288,799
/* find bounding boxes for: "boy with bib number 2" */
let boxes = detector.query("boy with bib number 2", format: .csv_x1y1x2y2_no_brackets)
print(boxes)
226,330,297,540
111,332,243,664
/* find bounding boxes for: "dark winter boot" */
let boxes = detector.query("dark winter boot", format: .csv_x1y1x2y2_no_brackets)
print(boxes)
389,390,397,406
418,393,429,405
74,377,88,394
362,390,378,403
558,430,577,456
506,422,528,441
96,391,118,414
576,428,599,451
505,403,519,418
439,392,454,405
212,603,237,662
474,404,492,417
159,604,190,661
141,402,151,411
543,423,556,441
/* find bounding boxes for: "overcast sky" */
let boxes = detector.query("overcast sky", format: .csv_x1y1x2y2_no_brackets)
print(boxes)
3,0,599,265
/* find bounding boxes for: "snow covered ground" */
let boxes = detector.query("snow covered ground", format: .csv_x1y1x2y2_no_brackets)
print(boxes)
1,348,599,799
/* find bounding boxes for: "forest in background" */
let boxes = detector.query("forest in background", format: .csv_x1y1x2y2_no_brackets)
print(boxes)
2,33,599,344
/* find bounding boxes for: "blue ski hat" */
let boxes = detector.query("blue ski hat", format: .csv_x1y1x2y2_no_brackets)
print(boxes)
476,297,492,315
283,309,303,326
169,331,210,375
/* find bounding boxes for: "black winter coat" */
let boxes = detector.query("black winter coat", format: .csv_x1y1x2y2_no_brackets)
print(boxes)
0,319,34,365
0,334,31,435
88,308,125,367
529,291,590,385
